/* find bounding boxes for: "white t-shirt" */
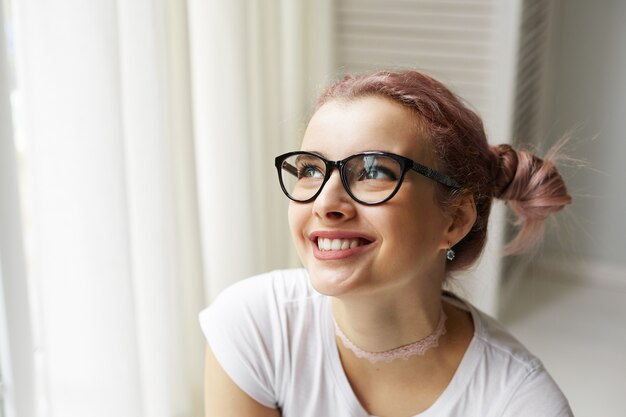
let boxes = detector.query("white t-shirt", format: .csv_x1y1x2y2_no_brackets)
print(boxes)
199,269,573,417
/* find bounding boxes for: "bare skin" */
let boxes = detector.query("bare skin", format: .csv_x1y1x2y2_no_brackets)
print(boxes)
204,346,280,417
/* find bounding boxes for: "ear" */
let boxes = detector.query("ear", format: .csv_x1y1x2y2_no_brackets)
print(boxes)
440,193,477,249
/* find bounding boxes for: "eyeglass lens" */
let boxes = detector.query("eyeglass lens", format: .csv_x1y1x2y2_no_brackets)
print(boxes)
279,153,402,203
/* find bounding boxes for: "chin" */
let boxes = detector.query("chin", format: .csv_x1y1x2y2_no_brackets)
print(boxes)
305,263,364,297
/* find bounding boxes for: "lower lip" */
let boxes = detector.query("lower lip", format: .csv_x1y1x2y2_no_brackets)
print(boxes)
311,240,372,260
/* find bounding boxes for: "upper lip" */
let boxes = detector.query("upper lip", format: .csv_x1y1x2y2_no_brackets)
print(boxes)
308,230,375,243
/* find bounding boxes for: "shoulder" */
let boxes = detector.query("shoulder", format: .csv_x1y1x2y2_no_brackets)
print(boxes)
199,268,314,332
447,295,572,416
202,268,310,309
475,312,572,416
445,292,540,370
212,267,311,299
473,306,542,371
198,268,320,409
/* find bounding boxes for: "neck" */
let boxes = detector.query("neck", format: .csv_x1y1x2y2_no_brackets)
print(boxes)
331,277,444,354
334,306,447,363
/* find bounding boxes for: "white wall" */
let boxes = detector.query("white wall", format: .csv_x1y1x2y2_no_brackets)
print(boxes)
543,0,626,271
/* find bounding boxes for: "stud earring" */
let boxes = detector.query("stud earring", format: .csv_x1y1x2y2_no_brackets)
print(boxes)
446,248,455,261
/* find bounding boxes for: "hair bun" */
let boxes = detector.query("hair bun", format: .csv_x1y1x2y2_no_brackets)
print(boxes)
490,143,572,254
491,144,519,199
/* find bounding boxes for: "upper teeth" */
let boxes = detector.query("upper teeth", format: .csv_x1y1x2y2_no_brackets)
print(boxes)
317,238,362,251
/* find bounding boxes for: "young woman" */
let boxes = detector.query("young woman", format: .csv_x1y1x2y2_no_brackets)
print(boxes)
200,70,573,416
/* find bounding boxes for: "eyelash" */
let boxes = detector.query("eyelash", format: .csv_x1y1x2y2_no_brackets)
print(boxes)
298,163,324,177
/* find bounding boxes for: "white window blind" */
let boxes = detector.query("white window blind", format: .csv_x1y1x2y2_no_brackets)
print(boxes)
335,1,505,123
512,0,556,145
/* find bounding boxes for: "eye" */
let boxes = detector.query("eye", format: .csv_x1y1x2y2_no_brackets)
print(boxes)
349,155,399,182
361,166,396,180
298,163,325,179
357,162,398,181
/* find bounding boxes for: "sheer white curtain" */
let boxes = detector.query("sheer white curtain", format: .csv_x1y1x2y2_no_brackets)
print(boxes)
187,0,333,301
0,3,35,416
14,0,203,416
7,0,332,416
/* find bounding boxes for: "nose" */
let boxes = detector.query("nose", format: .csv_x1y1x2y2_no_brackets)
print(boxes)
312,169,356,221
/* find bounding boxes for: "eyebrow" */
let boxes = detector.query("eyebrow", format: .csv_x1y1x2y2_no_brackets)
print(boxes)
301,150,326,158
302,150,392,160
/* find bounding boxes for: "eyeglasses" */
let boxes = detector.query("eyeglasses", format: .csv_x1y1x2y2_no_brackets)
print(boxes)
275,151,460,205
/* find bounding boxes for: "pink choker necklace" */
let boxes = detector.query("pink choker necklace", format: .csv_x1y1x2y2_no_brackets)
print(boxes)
333,308,447,363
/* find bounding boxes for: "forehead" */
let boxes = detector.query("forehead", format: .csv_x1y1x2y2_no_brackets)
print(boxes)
301,96,432,163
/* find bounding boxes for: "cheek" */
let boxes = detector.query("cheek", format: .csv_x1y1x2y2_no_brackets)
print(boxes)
383,195,447,248
288,203,312,265
287,203,305,241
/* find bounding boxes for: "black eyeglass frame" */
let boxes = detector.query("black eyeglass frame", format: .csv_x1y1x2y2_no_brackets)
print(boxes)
274,151,460,205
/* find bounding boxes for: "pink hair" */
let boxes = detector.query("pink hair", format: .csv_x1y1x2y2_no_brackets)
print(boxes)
315,70,572,271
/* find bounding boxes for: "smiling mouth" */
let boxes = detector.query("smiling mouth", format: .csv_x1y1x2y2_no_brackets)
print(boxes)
316,237,370,251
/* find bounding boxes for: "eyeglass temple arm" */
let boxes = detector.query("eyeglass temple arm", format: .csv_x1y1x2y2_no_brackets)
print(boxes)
411,162,460,189
282,162,299,177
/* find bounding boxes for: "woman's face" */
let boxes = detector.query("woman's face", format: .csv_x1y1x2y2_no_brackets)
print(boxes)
288,96,455,297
